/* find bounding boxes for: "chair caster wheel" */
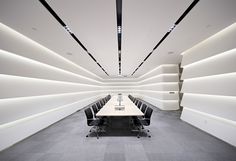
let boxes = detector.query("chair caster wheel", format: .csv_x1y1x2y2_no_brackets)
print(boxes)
137,136,140,138
86,135,88,137
148,136,151,138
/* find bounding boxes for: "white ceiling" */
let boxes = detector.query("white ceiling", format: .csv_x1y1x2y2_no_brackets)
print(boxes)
0,0,236,79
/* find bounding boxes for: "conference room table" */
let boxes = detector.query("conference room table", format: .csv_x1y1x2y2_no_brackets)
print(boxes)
96,95,144,132
96,95,144,117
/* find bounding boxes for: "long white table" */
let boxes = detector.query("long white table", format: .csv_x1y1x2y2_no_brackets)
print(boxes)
96,95,144,117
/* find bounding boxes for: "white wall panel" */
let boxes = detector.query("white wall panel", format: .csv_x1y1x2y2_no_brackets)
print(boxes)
0,95,103,151
182,48,236,79
139,95,179,110
0,50,101,85
181,94,236,121
0,74,103,99
181,23,236,146
137,91,179,100
139,83,179,91
181,108,236,147
0,24,106,151
181,23,236,66
139,64,179,81
0,23,101,81
0,91,103,124
139,74,179,85
182,73,236,96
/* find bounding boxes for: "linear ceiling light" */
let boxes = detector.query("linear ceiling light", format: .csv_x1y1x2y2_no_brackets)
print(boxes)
131,0,200,76
38,0,109,76
116,0,122,75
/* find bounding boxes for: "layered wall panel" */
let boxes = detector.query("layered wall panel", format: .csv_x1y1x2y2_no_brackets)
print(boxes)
137,64,179,110
0,24,105,151
181,23,236,146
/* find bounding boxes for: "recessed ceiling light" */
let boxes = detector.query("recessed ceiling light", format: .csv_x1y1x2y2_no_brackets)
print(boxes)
66,52,73,56
168,51,174,54
31,27,37,31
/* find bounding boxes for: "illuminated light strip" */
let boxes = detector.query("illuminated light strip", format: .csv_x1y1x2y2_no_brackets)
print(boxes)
181,23,236,56
135,90,178,94
0,90,105,102
182,72,236,81
0,49,103,84
182,93,236,99
139,73,179,83
0,74,103,88
138,64,178,79
138,82,179,87
182,48,236,68
139,94,179,102
183,107,236,127
103,82,178,88
0,94,105,129
0,23,103,80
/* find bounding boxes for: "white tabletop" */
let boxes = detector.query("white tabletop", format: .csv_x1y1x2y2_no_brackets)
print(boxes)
96,95,144,117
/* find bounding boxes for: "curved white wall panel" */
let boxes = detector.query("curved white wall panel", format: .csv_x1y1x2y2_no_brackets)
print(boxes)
181,94,236,122
0,50,101,85
0,95,103,151
0,23,106,151
0,92,104,124
0,75,103,99
139,64,179,81
181,23,236,66
182,73,236,96
136,64,179,110
182,48,236,79
180,23,236,146
0,23,102,81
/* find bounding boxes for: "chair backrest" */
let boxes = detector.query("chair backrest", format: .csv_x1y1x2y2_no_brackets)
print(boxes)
100,99,105,106
84,108,93,125
133,98,136,103
103,98,107,104
134,100,139,106
141,104,147,113
144,107,153,125
137,101,142,109
96,102,102,110
92,104,98,114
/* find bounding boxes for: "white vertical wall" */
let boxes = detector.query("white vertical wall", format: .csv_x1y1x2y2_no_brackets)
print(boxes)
0,23,106,151
136,64,180,110
180,23,236,146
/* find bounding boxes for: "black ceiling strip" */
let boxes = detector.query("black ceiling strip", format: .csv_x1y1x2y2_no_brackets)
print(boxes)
152,32,170,51
116,0,122,75
39,0,66,26
70,33,87,51
131,0,200,76
38,0,109,76
175,0,200,25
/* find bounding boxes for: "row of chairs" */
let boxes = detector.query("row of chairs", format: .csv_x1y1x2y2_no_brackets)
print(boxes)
84,95,111,139
128,94,153,138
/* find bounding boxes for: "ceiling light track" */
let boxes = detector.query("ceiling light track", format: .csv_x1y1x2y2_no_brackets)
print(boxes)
38,0,109,76
116,0,122,75
131,0,200,76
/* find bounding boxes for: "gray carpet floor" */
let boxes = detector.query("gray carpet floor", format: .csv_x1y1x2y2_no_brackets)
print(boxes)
1,103,236,161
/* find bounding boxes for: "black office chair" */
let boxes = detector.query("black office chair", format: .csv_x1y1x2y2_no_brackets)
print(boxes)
96,102,102,110
134,107,153,138
134,99,139,106
99,99,104,106
84,108,104,139
92,104,99,115
103,98,107,104
137,101,142,109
